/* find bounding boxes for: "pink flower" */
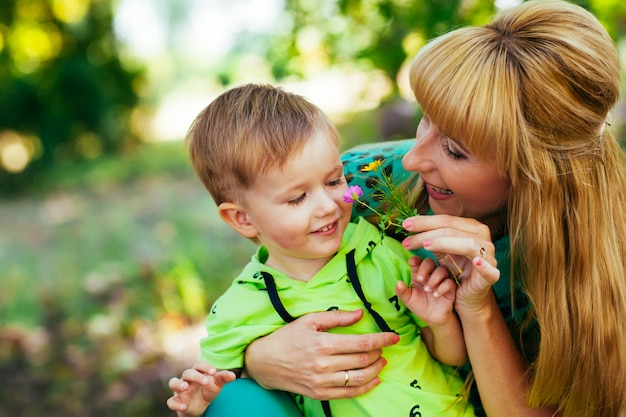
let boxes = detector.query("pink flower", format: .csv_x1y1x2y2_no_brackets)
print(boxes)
343,185,363,203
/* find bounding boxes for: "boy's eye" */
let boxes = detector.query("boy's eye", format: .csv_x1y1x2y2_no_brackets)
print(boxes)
328,177,345,187
288,194,306,206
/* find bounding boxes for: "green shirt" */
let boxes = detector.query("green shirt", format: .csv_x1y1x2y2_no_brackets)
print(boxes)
201,217,475,417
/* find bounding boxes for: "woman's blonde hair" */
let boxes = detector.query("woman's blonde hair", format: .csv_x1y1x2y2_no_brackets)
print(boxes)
186,83,339,205
410,0,626,415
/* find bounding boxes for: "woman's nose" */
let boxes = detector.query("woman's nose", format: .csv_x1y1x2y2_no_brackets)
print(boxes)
402,128,436,172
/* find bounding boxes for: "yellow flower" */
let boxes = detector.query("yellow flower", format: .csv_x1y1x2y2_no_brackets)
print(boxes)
361,159,386,172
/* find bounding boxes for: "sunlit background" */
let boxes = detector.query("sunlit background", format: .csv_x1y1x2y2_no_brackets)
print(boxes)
1,0,626,416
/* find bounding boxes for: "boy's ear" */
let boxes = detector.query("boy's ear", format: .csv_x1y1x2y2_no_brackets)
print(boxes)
218,202,258,239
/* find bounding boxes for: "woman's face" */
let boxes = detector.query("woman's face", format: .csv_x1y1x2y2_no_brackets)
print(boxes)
402,114,510,228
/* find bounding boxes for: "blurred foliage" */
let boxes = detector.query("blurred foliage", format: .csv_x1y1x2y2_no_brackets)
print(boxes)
0,141,256,417
260,0,626,96
0,0,143,195
265,0,497,91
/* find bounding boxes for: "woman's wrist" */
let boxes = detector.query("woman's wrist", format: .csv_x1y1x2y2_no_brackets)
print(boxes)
455,290,499,327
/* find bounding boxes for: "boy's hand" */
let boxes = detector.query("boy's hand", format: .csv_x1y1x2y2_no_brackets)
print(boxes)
167,362,236,417
395,256,457,327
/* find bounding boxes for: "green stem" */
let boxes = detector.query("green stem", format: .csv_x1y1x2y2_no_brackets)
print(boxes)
356,199,404,230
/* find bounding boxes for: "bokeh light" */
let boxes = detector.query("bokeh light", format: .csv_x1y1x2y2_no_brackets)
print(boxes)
0,130,42,173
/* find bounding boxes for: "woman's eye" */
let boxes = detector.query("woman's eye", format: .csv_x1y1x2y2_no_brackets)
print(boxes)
288,194,306,206
443,138,466,160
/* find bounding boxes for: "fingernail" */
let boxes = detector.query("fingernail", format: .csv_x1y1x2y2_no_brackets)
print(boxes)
423,239,432,247
476,258,484,266
403,219,412,229
202,377,209,385
416,274,424,282
423,285,431,292
402,238,411,248
433,291,440,297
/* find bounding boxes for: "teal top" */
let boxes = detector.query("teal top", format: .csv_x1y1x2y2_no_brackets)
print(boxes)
341,139,539,416
201,217,475,417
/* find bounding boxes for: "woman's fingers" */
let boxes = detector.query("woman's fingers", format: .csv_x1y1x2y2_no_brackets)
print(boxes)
402,215,493,259
403,213,488,235
455,256,501,313
305,357,387,400
298,310,400,354
245,310,398,398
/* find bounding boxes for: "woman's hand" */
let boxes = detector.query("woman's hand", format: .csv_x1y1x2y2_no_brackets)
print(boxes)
244,309,399,400
400,214,500,314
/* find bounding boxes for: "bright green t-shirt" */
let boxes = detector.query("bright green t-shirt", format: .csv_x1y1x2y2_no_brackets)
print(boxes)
201,217,475,417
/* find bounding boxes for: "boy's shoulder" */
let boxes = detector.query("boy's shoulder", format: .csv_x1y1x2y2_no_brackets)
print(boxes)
349,217,410,259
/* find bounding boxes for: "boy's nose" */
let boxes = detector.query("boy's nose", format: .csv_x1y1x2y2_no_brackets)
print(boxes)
316,191,338,215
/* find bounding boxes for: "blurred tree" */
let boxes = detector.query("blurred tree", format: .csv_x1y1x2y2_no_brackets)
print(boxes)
0,0,143,194
265,0,497,94
264,0,626,95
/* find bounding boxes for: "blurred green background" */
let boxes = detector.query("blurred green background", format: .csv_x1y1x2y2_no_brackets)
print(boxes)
1,0,625,416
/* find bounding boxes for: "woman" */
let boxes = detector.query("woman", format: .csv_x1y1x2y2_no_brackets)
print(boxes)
204,1,626,415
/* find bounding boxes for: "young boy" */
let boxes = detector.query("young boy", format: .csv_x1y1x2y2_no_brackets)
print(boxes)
167,84,474,417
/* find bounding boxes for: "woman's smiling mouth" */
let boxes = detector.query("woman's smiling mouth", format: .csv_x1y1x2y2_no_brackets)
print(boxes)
426,182,453,200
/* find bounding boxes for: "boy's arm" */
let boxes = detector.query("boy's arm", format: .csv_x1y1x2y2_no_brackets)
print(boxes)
419,314,468,366
394,256,468,366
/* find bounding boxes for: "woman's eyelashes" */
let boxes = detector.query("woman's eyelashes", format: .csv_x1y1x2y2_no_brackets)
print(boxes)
442,138,466,160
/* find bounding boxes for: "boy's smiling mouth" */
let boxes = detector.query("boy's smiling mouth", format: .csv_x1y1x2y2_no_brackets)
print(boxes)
314,222,337,233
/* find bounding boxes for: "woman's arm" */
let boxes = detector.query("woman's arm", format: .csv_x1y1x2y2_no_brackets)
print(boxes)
402,215,558,416
455,268,555,417
244,309,399,400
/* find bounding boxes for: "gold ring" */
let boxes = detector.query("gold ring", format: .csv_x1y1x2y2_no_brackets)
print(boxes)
344,370,350,387
479,246,485,258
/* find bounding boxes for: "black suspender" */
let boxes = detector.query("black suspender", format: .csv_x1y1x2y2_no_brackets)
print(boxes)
260,247,394,417
345,249,393,333
261,271,296,323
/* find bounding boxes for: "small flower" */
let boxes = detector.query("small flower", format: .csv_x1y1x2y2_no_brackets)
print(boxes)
352,159,461,284
346,159,421,241
361,159,385,172
344,185,364,203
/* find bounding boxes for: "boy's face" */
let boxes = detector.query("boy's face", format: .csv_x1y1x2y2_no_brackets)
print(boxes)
241,130,352,279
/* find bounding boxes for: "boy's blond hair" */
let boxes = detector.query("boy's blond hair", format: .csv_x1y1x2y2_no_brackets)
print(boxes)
186,83,340,205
